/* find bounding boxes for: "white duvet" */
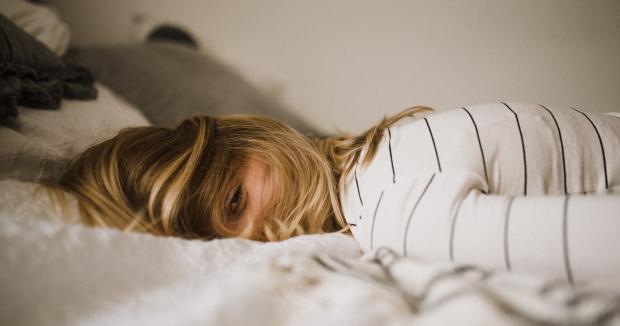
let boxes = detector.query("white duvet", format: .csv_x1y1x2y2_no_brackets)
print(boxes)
1,180,619,326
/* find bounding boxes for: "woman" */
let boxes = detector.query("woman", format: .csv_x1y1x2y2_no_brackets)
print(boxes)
338,103,620,282
59,103,620,280
58,107,424,241
58,111,364,241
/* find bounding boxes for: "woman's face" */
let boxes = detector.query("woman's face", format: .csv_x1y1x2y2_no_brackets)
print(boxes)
226,158,275,231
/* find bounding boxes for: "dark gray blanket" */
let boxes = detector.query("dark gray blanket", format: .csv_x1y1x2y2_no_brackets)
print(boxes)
0,14,96,121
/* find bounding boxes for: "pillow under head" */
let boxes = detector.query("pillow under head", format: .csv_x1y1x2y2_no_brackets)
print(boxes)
0,83,150,183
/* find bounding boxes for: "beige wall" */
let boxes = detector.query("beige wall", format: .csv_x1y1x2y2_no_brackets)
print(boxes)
50,0,620,134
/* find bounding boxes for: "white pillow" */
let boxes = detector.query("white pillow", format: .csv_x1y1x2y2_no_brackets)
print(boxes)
0,83,151,183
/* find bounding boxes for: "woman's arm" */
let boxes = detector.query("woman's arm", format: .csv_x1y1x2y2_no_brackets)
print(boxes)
352,171,620,282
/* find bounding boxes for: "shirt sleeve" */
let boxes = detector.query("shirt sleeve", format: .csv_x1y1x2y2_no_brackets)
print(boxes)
356,171,620,282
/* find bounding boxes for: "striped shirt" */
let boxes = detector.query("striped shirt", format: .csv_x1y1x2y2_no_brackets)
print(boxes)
341,102,620,282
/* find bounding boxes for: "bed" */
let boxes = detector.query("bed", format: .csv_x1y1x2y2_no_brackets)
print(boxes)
2,180,619,325
1,3,619,325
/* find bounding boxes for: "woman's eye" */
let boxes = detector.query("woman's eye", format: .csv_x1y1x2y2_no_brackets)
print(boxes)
228,186,243,217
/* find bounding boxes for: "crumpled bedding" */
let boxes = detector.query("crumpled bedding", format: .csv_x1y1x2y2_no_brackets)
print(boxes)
1,180,619,326
0,14,96,121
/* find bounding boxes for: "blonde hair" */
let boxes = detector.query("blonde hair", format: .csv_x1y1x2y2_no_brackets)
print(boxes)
58,107,431,241
316,106,433,193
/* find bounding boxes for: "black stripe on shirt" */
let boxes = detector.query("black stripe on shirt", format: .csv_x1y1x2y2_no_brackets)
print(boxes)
539,105,568,195
562,196,574,284
449,197,465,262
369,190,385,251
403,173,436,256
462,107,489,193
388,128,396,183
354,170,363,206
504,197,515,272
571,108,608,189
502,102,528,196
424,118,442,172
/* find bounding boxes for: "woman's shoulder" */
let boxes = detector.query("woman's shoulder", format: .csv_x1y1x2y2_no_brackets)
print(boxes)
392,102,620,138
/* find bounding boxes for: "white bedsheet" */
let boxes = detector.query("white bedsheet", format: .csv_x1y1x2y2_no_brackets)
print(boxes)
1,180,619,325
